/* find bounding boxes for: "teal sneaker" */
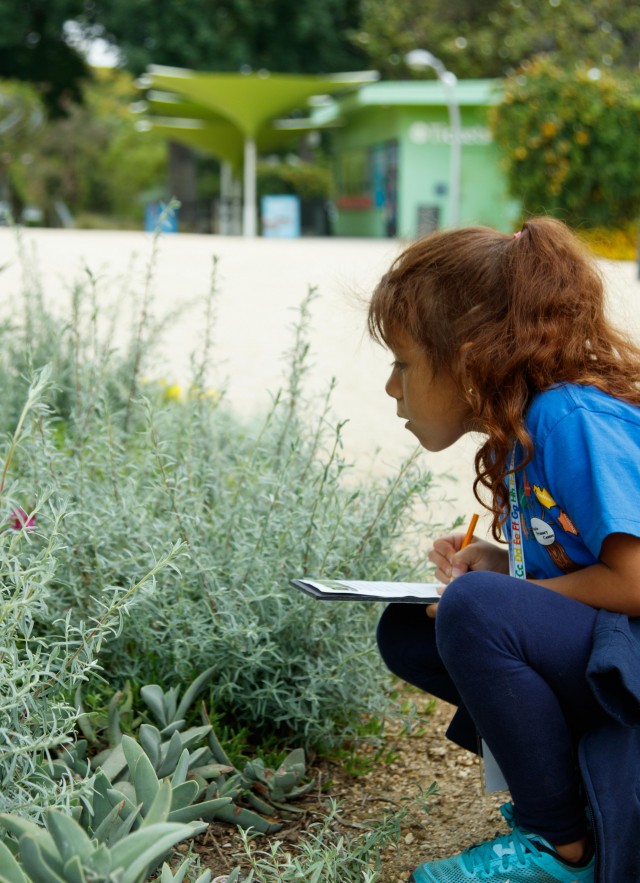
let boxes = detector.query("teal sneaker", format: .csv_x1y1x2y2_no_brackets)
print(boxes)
410,805,595,882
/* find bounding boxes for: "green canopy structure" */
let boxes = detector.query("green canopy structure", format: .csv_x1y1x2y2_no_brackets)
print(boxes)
140,65,378,235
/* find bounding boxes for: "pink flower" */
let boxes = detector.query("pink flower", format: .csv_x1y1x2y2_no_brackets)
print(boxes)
9,508,36,531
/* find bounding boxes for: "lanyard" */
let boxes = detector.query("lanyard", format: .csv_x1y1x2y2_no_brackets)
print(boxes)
507,448,526,579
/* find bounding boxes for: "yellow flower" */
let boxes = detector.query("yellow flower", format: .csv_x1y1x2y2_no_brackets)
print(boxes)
514,146,528,160
162,383,183,402
574,130,589,145
541,121,557,138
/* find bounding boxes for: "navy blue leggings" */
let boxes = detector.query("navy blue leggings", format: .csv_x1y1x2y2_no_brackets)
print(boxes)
376,570,606,845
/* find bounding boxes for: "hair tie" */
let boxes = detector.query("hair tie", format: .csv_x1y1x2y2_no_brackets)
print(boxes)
513,231,522,239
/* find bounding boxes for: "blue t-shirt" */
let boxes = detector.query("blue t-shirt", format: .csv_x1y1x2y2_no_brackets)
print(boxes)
505,384,640,579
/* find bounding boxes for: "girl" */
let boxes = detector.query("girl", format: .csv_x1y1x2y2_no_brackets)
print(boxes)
369,217,640,883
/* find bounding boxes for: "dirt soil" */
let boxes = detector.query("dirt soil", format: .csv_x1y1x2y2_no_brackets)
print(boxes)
191,690,509,882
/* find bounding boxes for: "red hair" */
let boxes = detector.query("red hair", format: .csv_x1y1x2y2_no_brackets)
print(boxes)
368,217,640,540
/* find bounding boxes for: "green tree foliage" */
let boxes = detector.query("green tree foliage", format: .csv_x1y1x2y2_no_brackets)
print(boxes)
0,0,91,116
84,0,367,75
4,68,166,223
490,58,640,228
355,0,640,80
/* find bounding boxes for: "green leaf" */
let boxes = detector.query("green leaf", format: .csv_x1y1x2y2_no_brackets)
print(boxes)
139,725,162,769
140,779,172,827
131,750,160,814
168,796,232,824
156,730,183,778
170,748,190,787
96,742,128,782
0,840,29,883
110,823,195,882
140,685,168,727
46,810,94,864
175,665,217,721
18,836,66,883
169,779,199,812
62,855,87,883
0,816,60,872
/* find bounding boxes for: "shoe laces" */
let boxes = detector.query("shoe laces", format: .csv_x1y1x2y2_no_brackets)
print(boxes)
460,805,542,875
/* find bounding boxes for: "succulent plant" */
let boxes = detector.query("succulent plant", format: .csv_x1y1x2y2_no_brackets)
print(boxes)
0,809,204,883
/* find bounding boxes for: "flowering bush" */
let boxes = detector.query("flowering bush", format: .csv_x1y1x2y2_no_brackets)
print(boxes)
490,58,640,228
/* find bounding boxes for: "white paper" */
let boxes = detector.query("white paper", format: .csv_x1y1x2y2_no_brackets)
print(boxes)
301,579,443,601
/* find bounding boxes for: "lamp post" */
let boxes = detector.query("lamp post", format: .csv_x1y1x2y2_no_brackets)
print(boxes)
405,49,461,228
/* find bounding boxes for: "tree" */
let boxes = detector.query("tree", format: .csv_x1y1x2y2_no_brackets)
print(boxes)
0,0,91,116
83,0,367,75
490,58,640,228
355,0,640,80
5,68,166,224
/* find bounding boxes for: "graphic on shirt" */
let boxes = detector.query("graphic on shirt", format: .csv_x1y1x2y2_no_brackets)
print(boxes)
530,517,555,545
519,472,581,573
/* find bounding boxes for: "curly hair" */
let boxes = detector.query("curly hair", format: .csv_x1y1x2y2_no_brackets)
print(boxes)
368,217,640,540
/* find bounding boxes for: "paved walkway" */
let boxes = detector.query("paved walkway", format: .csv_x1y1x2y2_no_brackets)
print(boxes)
2,228,639,539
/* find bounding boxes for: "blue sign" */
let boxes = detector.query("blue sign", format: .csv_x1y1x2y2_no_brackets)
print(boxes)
261,195,301,238
144,202,178,233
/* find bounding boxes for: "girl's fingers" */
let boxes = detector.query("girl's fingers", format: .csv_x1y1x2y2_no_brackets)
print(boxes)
426,602,439,618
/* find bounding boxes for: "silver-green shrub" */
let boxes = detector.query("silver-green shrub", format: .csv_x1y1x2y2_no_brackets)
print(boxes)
1,234,444,761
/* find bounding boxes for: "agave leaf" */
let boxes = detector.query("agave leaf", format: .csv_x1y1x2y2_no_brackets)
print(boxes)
244,792,277,816
168,796,232,824
110,780,138,809
210,804,282,833
159,720,186,738
201,705,234,767
159,857,190,883
121,734,146,772
0,816,60,870
190,763,234,780
95,742,128,782
104,800,143,843
107,690,124,747
139,724,162,769
141,779,172,827
46,810,94,864
178,725,212,752
62,855,87,883
92,799,127,844
83,843,113,876
131,752,160,815
0,840,28,883
163,686,179,724
169,779,199,811
175,665,217,721
111,823,195,882
140,685,168,728
194,872,214,883
156,730,183,779
17,836,66,883
170,748,190,787
278,748,305,772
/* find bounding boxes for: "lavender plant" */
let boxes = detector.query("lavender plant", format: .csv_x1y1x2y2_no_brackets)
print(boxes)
0,230,446,825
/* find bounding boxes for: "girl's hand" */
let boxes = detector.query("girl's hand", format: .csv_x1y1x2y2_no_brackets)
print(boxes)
425,533,509,618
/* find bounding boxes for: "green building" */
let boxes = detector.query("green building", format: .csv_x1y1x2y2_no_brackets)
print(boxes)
315,79,519,238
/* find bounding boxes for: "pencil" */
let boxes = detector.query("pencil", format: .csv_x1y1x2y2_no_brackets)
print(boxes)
460,513,479,549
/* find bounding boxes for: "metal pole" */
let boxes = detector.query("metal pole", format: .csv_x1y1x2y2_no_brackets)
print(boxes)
243,136,257,237
405,50,462,228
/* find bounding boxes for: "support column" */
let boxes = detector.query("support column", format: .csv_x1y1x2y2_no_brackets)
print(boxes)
242,136,257,237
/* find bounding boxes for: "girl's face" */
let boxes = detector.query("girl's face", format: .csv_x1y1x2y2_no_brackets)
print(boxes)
385,330,472,452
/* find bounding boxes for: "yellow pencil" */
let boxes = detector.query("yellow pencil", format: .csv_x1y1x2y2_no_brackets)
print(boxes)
461,513,479,549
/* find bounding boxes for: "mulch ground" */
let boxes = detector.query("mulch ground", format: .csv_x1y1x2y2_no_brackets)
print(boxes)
190,689,509,881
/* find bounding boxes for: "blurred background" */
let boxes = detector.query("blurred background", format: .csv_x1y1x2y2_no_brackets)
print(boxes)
0,0,639,257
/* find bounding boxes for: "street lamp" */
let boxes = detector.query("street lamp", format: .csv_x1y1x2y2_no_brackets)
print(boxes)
405,49,461,228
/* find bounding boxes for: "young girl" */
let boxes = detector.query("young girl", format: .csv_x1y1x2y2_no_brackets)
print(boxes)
368,217,640,883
